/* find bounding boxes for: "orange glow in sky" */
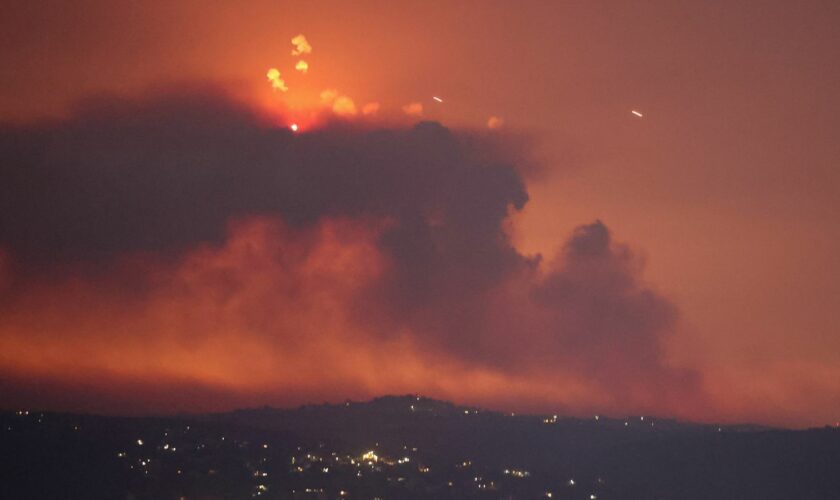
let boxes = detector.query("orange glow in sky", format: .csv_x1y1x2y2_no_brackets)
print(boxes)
0,0,838,428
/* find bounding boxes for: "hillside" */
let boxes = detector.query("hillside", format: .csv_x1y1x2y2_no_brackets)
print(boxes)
2,396,838,499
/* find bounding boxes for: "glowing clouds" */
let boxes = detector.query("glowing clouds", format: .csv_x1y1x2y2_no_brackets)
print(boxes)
266,68,288,92
291,34,311,75
487,116,504,129
321,89,357,116
291,34,312,56
332,96,357,116
402,102,423,117
0,216,392,410
264,34,311,93
0,90,712,421
263,32,439,124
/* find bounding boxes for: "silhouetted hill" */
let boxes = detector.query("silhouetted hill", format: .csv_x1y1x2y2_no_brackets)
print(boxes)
1,396,838,499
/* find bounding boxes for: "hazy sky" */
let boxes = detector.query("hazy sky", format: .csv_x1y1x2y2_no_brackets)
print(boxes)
1,0,838,427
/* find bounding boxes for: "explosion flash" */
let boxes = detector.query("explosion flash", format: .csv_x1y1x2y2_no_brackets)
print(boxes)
266,68,288,92
291,34,312,56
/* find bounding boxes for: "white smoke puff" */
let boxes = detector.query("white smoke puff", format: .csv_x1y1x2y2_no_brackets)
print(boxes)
291,34,312,56
266,68,288,92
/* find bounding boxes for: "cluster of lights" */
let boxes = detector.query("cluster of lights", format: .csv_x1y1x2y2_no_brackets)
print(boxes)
1,413,627,498
504,468,531,478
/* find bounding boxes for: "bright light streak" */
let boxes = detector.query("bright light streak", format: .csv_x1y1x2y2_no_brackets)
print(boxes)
432,96,443,103
631,110,644,117
290,123,299,132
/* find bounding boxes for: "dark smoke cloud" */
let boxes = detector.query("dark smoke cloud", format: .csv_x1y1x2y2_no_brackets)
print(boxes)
534,221,698,403
0,87,702,410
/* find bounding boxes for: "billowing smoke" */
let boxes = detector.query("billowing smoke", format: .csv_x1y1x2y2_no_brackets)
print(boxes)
0,87,704,416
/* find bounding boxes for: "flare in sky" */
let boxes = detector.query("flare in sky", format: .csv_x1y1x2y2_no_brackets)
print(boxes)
433,96,443,103
295,60,309,73
631,110,643,117
402,102,423,117
291,34,312,56
266,68,288,92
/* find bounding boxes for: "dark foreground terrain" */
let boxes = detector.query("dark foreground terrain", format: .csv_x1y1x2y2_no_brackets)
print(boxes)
1,396,838,499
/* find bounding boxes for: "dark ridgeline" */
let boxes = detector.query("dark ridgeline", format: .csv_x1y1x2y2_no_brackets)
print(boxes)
1,396,838,500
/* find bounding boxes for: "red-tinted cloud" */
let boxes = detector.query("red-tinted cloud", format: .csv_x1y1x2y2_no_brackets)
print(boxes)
0,89,705,420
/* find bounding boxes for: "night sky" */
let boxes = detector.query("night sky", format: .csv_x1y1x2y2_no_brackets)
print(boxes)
1,0,838,428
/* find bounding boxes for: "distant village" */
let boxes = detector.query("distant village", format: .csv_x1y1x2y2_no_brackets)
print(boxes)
2,396,838,499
